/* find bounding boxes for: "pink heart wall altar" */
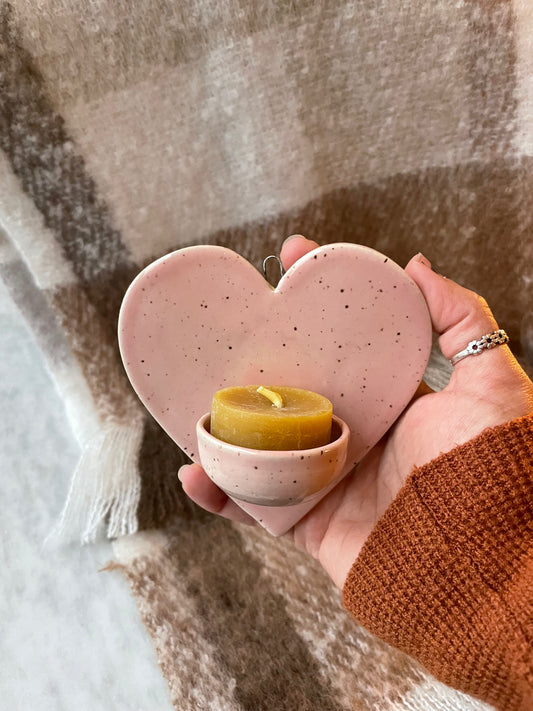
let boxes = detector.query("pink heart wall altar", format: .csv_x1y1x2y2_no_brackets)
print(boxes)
119,243,432,533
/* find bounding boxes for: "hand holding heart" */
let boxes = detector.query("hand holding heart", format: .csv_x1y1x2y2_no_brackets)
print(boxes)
179,236,533,589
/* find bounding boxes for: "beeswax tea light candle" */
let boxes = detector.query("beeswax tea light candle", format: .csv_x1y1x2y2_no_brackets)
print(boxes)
210,385,333,450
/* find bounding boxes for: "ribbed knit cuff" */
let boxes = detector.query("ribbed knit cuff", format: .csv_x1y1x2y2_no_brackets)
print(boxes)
343,414,533,711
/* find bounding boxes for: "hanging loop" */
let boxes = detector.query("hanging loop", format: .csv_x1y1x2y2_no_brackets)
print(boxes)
262,255,285,285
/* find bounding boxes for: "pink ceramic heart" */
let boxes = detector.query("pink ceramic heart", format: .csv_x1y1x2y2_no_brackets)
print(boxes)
118,243,432,534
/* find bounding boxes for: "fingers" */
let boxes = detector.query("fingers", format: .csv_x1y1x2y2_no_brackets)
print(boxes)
404,254,510,377
406,254,533,424
178,464,257,526
280,235,320,271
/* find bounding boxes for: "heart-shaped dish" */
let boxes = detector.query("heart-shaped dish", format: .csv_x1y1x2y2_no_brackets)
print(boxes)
118,243,432,534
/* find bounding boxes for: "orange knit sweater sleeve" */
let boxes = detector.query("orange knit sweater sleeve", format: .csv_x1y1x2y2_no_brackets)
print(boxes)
343,414,533,711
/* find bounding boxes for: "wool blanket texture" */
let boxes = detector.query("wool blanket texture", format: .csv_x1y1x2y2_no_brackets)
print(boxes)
1,1,532,709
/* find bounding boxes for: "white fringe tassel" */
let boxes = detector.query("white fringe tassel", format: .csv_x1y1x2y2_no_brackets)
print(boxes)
49,416,144,544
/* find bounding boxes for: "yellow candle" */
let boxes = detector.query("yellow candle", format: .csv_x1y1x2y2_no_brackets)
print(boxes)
210,385,332,450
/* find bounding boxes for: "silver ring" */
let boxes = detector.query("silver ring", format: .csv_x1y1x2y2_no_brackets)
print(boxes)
449,329,509,366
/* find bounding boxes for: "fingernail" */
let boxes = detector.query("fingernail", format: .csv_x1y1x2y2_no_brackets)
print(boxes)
177,466,187,483
414,252,432,269
282,234,305,247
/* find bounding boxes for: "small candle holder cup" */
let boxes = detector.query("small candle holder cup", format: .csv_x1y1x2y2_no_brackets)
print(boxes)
196,413,350,507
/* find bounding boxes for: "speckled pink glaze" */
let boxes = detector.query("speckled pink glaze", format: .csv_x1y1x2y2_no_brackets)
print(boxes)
118,243,432,535
197,413,349,507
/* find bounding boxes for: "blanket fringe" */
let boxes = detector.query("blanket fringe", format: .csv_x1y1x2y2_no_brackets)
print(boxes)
48,417,144,544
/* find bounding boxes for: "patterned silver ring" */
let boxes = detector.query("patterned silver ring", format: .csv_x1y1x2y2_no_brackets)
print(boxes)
449,329,509,366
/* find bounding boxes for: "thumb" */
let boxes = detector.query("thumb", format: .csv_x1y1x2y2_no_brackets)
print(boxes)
280,235,320,271
404,254,511,380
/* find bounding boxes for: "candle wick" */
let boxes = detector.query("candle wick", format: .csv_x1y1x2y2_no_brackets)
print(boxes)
256,386,284,408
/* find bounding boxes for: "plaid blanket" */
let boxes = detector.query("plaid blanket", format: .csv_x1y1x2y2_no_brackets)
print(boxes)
1,1,531,708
